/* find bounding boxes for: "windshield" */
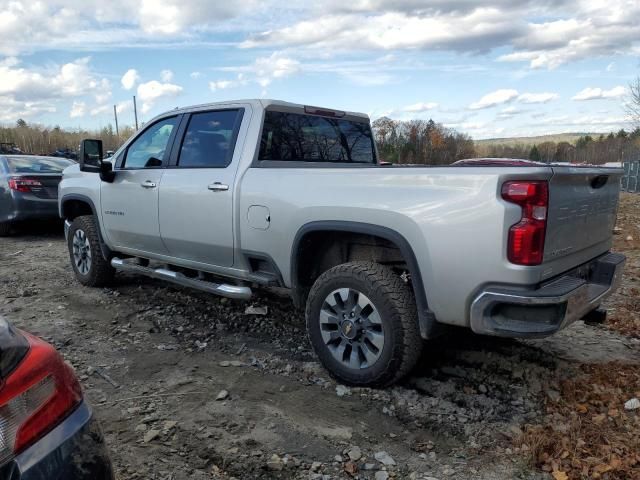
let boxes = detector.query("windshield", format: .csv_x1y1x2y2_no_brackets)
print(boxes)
259,110,376,164
6,156,73,174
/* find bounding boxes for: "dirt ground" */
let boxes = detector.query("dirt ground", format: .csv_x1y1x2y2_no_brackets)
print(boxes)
1,194,639,480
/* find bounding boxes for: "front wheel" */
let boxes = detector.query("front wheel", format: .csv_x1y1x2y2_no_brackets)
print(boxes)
67,215,114,287
305,262,423,387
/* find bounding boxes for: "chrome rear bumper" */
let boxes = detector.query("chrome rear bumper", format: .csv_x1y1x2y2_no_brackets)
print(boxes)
470,252,625,338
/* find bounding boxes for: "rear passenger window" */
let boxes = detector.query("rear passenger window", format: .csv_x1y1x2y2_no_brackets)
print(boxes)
258,111,376,164
177,110,243,168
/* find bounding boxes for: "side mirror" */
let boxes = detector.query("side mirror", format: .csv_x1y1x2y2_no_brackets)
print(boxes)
79,139,103,173
99,160,115,183
79,139,115,183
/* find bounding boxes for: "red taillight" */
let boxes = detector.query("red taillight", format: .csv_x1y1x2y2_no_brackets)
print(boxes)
0,333,82,463
8,177,42,193
501,181,549,266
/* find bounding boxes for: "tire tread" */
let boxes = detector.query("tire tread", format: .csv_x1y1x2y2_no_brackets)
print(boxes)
306,261,422,387
68,215,114,287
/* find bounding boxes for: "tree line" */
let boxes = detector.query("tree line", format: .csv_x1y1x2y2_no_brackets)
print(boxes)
2,112,640,166
476,129,640,165
0,120,135,155
372,117,640,166
372,117,475,165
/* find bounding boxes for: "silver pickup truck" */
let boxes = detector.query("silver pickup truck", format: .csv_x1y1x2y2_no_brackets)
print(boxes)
58,99,625,387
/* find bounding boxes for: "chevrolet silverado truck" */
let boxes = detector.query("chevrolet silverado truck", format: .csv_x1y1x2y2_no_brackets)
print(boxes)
58,99,625,387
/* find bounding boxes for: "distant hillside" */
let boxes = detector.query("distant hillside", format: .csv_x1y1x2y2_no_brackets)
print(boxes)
475,133,604,146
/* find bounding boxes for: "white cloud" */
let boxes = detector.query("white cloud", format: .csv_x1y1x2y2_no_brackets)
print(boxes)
242,9,519,53
0,96,56,123
216,53,300,90
253,53,300,87
340,71,395,86
115,100,132,115
240,2,640,71
121,69,140,90
70,101,86,118
89,104,110,116
94,78,112,104
90,100,132,117
209,80,236,91
239,1,639,72
137,80,183,114
160,69,174,82
403,102,438,112
527,114,628,128
572,86,626,101
190,71,202,79
517,92,559,104
497,106,525,118
498,5,640,69
469,89,519,110
516,18,584,50
0,56,106,101
444,120,487,131
136,0,260,35
468,89,558,110
0,0,636,75
0,0,262,55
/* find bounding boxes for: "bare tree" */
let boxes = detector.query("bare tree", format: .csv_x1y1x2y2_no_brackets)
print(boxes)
627,77,640,127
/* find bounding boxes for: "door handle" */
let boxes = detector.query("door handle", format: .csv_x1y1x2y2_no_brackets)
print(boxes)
141,180,157,189
208,182,229,192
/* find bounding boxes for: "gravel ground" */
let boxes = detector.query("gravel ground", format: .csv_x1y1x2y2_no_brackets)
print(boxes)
1,194,638,480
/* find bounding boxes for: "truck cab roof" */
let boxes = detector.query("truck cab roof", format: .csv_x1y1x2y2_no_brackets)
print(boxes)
156,99,370,122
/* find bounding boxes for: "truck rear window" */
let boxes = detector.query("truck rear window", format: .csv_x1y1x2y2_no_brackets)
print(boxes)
6,156,73,173
259,111,376,164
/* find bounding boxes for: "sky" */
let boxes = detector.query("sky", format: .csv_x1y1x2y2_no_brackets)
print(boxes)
0,0,638,139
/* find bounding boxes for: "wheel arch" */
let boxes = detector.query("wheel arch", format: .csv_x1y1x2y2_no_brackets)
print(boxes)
60,194,96,220
60,194,112,260
291,221,438,339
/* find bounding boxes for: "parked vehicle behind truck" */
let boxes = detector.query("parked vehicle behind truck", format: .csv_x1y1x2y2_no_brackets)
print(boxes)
58,99,625,387
1,155,73,236
0,317,113,479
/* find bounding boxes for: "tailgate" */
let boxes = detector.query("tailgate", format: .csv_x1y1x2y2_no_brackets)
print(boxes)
544,166,622,262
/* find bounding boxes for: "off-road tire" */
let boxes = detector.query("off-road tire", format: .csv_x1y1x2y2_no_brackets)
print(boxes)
0,222,11,237
67,215,114,287
306,261,423,387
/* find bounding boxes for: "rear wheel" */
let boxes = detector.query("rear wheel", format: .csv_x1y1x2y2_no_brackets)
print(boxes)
67,215,114,287
306,261,422,387
0,222,11,237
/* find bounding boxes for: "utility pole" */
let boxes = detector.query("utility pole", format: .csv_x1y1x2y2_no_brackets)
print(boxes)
113,105,119,137
133,95,139,130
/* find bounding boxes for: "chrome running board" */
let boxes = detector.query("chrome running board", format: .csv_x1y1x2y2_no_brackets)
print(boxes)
110,257,252,300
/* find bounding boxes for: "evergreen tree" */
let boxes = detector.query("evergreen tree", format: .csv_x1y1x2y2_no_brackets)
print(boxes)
528,145,541,162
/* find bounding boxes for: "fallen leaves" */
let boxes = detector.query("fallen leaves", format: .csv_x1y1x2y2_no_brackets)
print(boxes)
607,193,640,339
517,363,640,479
552,470,568,480
520,195,640,479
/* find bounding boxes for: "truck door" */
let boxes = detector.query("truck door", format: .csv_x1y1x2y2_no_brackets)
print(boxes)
100,115,180,254
158,107,247,267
